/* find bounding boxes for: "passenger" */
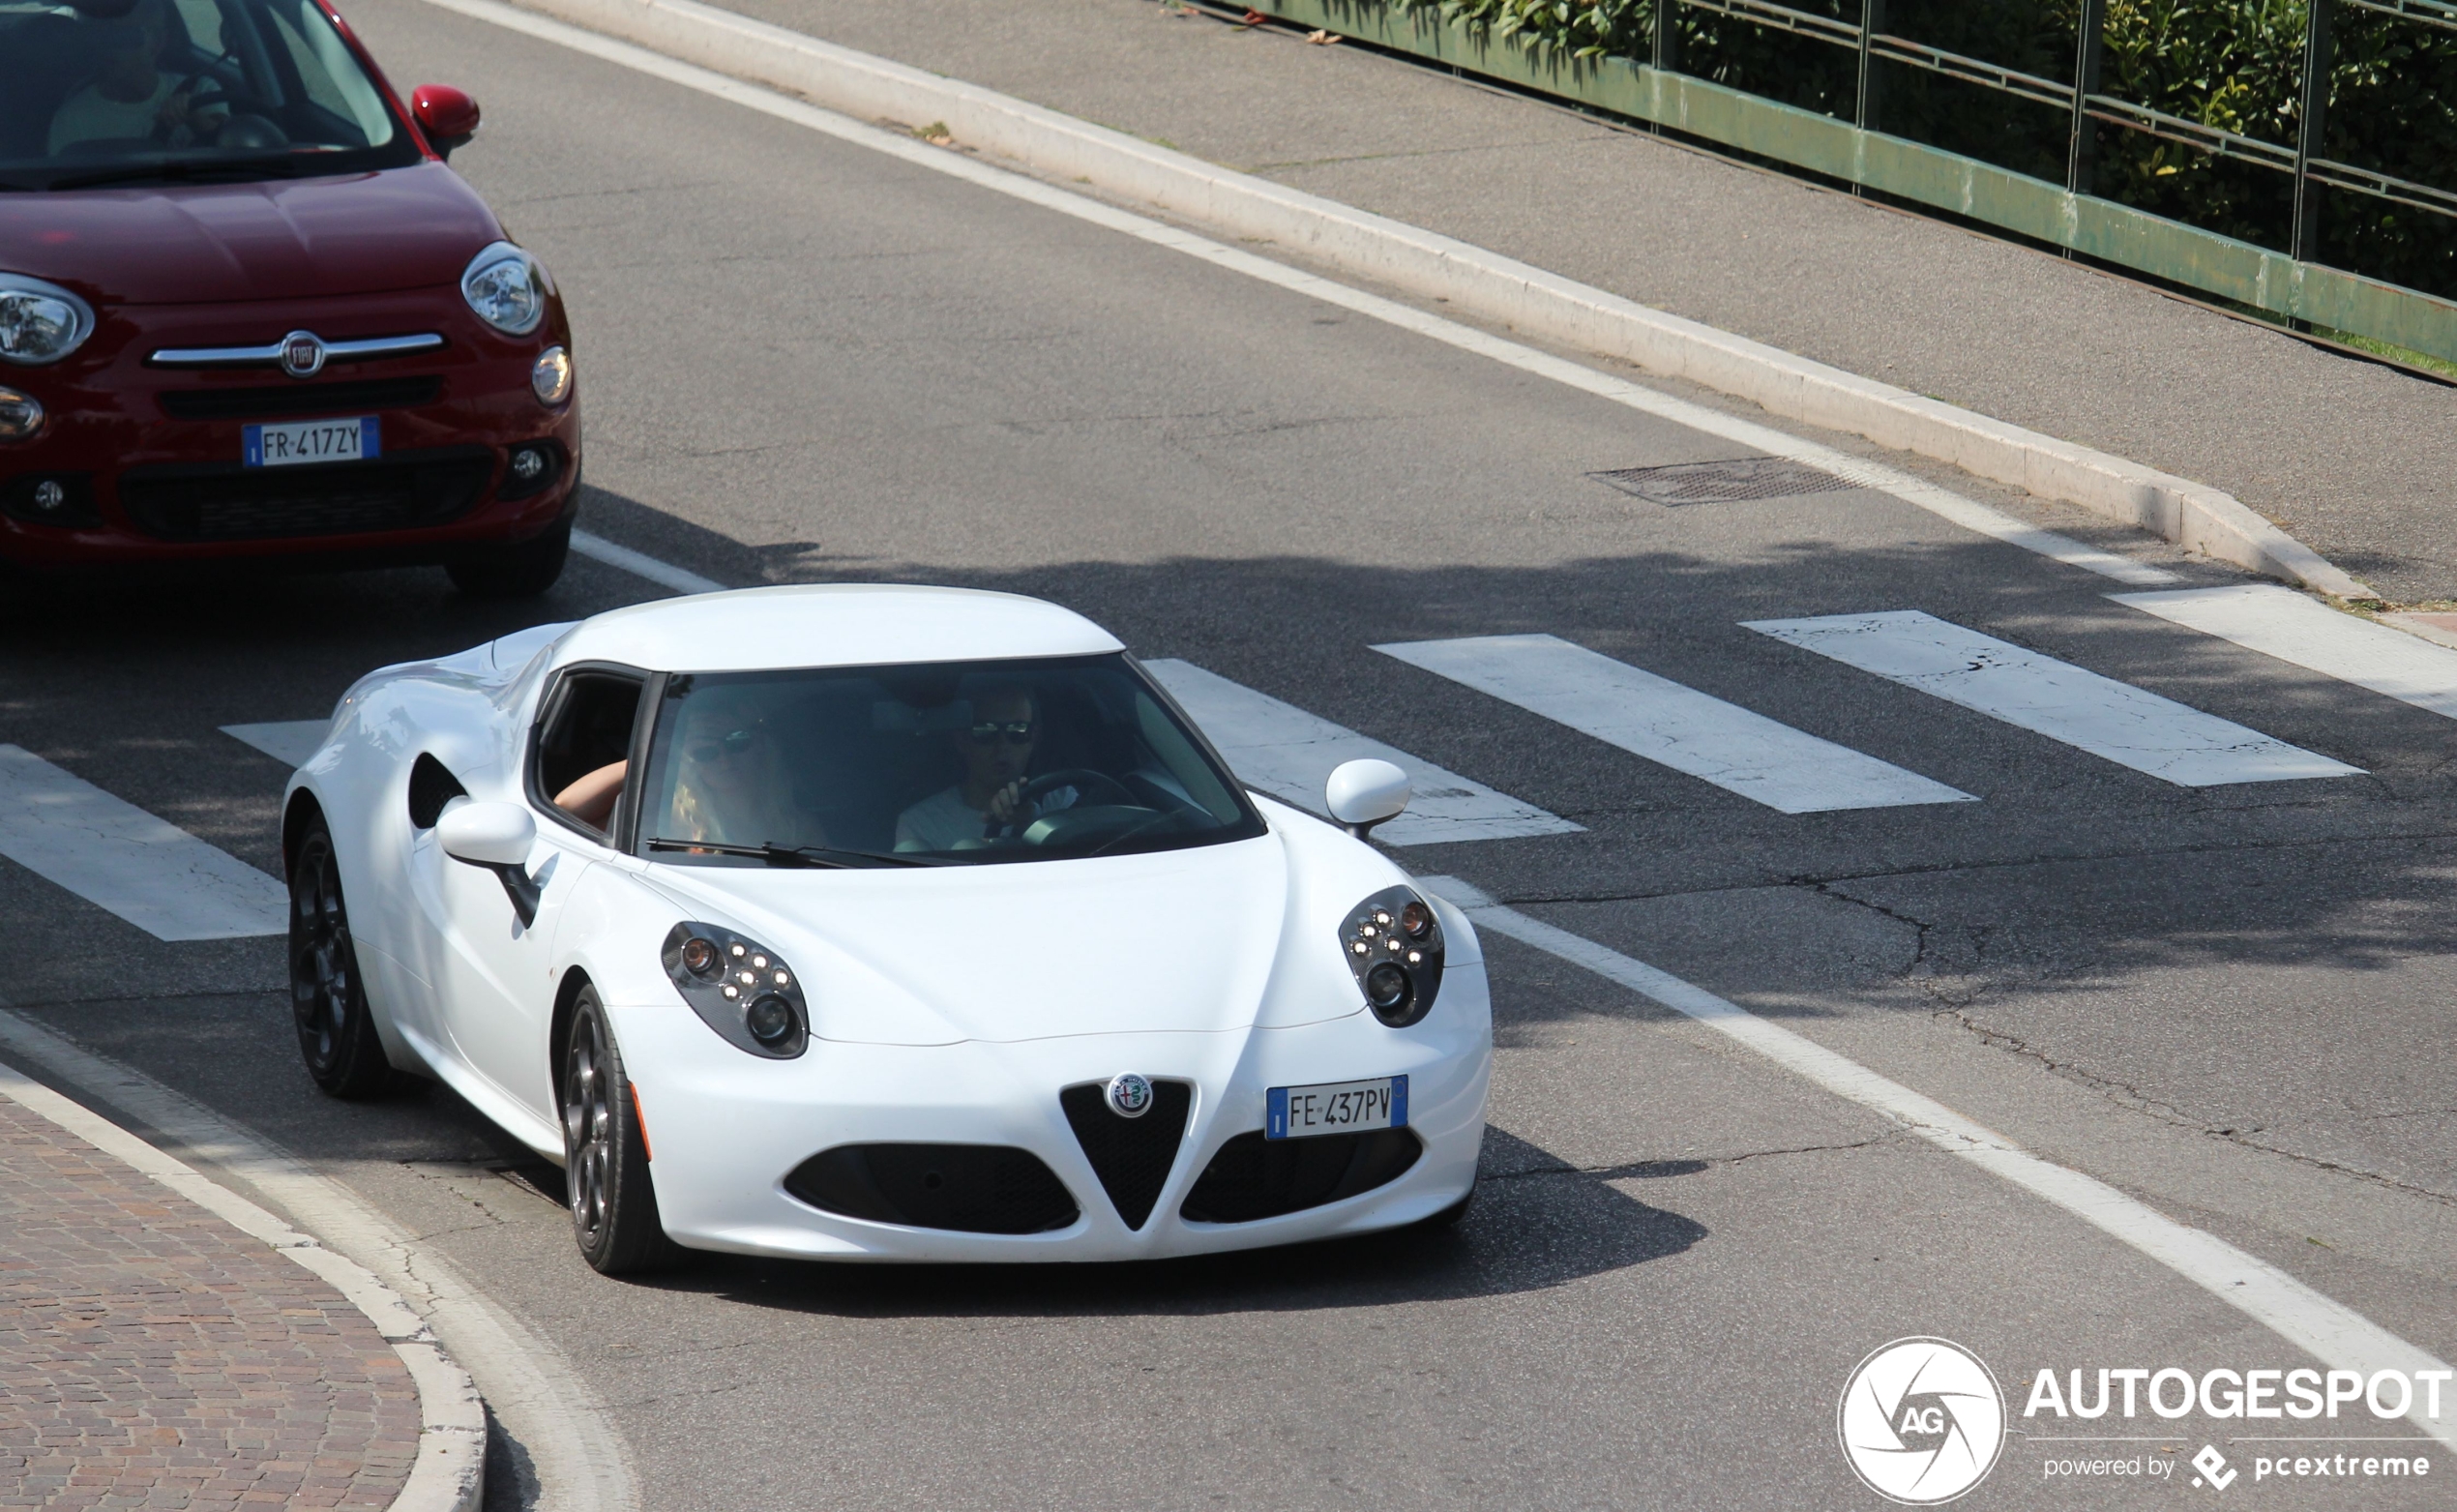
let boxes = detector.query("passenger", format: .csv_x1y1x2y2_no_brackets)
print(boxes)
49,0,225,155
552,760,625,831
895,685,1078,851
663,690,806,848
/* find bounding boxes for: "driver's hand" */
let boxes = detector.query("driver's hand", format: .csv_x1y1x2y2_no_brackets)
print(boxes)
986,779,1028,824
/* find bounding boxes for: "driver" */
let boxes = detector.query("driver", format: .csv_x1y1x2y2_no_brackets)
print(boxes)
50,0,227,155
894,685,1078,851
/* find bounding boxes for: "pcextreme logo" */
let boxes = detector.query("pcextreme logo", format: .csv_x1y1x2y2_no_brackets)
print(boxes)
1839,1338,2008,1504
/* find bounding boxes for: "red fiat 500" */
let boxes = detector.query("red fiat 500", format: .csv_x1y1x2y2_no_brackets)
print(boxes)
0,0,578,594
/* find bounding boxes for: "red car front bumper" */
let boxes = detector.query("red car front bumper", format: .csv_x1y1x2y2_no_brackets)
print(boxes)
0,284,580,572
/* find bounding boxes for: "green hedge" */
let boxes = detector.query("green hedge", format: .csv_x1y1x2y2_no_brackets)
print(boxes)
1386,0,2457,299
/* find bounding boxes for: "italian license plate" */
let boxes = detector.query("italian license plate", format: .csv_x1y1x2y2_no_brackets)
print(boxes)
1267,1075,1406,1140
244,416,379,468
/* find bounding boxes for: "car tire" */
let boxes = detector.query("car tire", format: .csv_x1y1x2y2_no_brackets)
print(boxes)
447,518,570,599
561,987,686,1275
287,815,394,1098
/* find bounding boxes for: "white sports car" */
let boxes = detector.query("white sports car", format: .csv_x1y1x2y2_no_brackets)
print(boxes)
283,585,1491,1272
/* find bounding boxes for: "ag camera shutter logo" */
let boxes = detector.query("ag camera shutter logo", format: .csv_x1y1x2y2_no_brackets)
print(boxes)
1839,1338,2006,1503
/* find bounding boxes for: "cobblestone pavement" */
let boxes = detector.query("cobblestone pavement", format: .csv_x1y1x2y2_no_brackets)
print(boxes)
0,1095,421,1510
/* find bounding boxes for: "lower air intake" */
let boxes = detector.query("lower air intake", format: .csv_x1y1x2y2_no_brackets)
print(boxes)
1179,1128,1422,1225
1059,1080,1192,1230
783,1143,1079,1234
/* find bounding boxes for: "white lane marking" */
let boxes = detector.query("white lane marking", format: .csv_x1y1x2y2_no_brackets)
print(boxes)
0,746,286,941
1142,659,1579,845
572,528,726,595
0,1004,639,1512
1373,634,1973,814
2114,584,2457,723
420,0,2176,589
0,1052,488,1510
1418,876,2457,1452
222,720,330,770
1744,610,2361,786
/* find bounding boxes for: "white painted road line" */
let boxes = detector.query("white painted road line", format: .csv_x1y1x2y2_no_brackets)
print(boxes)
1745,610,2362,787
1419,875,2457,1452
424,0,2176,590
0,746,286,941
1373,634,1974,815
222,720,331,770
2114,584,2457,723
572,528,727,596
1142,659,1579,845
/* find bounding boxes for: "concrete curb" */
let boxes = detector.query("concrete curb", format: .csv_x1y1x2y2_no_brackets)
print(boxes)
489,0,2372,600
0,1055,487,1512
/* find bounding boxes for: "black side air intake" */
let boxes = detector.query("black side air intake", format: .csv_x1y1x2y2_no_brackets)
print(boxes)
784,1144,1080,1234
1059,1081,1193,1230
1180,1128,1422,1225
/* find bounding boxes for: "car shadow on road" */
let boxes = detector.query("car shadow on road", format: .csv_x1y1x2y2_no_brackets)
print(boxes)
653,1128,1705,1319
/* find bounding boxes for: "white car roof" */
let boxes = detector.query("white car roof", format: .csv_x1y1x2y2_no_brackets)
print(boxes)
549,583,1125,674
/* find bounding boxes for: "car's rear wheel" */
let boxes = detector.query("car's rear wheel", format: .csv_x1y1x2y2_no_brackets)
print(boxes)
447,518,570,599
287,815,393,1098
561,987,685,1274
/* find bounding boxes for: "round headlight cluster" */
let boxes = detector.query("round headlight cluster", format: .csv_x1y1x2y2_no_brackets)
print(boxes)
0,276,96,367
1341,886,1445,1028
460,242,547,336
661,921,808,1057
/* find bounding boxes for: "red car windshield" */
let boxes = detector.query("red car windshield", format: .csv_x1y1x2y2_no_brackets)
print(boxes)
0,0,421,190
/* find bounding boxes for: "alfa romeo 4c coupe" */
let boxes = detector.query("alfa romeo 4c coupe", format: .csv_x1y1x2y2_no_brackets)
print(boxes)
0,0,579,593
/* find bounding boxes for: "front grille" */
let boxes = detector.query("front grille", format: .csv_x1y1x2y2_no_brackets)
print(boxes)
1180,1128,1422,1225
783,1143,1079,1234
157,376,443,421
118,447,494,542
1059,1080,1192,1230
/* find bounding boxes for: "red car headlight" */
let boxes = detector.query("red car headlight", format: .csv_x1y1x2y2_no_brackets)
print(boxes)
0,276,95,367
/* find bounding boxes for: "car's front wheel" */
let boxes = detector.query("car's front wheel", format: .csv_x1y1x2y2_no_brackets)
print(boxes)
287,815,393,1098
561,987,684,1274
447,518,571,599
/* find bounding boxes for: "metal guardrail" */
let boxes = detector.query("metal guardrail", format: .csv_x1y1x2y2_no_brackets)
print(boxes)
1253,0,2457,366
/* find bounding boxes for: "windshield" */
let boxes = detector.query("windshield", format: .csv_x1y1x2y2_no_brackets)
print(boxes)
0,0,418,190
636,655,1267,867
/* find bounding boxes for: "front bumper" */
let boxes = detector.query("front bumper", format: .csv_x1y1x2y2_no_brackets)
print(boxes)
606,969,1493,1262
0,286,578,570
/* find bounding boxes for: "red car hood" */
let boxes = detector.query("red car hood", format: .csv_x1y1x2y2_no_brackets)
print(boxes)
3,162,503,306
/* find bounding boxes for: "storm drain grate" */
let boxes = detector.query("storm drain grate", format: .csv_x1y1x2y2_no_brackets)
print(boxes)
1588,457,1854,505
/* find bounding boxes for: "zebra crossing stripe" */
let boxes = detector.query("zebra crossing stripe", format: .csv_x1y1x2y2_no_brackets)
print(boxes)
1371,634,1973,814
2112,584,2457,724
1140,659,1580,845
222,721,331,770
1744,610,2362,786
0,746,287,941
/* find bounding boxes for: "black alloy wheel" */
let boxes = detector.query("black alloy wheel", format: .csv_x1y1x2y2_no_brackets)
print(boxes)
447,517,571,599
560,987,685,1275
287,815,393,1097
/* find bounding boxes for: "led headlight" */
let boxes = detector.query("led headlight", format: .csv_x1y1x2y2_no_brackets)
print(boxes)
460,242,547,336
529,344,572,405
662,922,807,1058
0,275,96,367
1341,885,1445,1027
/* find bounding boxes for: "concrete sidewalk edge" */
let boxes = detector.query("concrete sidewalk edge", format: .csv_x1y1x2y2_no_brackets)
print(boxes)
482,0,2375,601
0,1054,488,1512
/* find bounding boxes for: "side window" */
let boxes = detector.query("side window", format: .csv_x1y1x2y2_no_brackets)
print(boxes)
536,671,643,838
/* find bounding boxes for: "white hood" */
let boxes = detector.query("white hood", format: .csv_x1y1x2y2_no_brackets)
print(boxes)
636,835,1305,1047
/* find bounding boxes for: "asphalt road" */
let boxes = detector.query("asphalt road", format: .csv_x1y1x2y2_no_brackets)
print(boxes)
3,0,2454,1507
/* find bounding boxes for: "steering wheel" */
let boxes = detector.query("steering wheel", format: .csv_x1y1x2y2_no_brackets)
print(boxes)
983,769,1140,841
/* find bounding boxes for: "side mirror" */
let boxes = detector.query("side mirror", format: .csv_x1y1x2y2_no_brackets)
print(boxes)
410,84,480,160
1325,758,1410,841
438,801,540,926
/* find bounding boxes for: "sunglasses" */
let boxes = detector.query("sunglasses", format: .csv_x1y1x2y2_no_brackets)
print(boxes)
964,721,1035,746
684,727,763,763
